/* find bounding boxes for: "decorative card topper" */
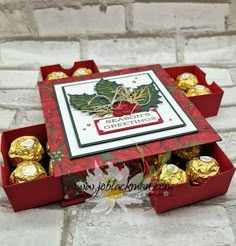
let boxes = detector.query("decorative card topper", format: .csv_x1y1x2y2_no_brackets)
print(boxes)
54,70,197,158
94,109,163,135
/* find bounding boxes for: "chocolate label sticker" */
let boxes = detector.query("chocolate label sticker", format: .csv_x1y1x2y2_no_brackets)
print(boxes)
22,165,37,176
200,156,212,162
21,138,35,148
181,73,190,80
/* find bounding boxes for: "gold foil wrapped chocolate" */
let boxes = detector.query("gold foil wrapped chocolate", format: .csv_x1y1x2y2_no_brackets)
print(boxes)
9,161,47,184
46,71,68,80
174,146,201,161
186,156,220,185
8,136,44,167
158,164,188,185
72,68,93,77
46,142,51,157
186,85,211,97
176,72,199,91
48,159,53,176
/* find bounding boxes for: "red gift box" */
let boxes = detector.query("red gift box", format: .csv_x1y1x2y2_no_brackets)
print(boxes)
164,65,224,118
1,64,234,212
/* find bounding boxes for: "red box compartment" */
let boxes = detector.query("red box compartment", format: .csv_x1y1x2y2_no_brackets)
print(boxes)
164,66,224,118
149,143,235,213
1,124,64,212
40,60,99,80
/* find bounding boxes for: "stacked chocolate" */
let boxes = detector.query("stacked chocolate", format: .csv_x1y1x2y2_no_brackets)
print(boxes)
8,136,53,184
176,72,211,97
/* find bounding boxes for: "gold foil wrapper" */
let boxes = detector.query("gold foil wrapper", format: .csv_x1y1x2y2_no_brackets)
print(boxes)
186,156,220,185
9,136,44,167
46,71,68,80
49,159,53,176
158,164,188,185
9,161,47,184
72,68,93,77
174,146,201,161
46,142,51,157
176,72,199,91
186,85,211,97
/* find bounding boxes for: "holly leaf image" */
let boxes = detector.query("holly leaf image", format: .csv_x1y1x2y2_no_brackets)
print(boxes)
68,93,112,116
133,82,162,111
69,93,95,111
68,79,162,117
95,79,120,101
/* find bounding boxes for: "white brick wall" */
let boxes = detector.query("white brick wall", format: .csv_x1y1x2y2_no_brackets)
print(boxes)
88,37,176,66
21,109,44,127
200,67,233,87
0,109,16,130
0,89,40,109
221,87,236,107
219,132,236,160
133,3,229,31
207,107,236,131
0,70,39,88
34,6,126,36
184,35,236,64
0,204,64,246
67,205,236,246
0,9,34,36
0,41,81,67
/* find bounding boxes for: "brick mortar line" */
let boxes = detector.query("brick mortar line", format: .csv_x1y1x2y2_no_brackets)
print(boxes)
135,0,235,3
0,105,42,110
0,0,234,10
0,0,133,10
0,88,38,90
1,64,236,70
1,64,236,77
60,208,74,246
215,128,236,133
2,63,235,70
220,103,236,108
2,29,236,42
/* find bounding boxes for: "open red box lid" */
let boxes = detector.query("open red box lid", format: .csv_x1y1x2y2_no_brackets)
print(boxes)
38,64,221,201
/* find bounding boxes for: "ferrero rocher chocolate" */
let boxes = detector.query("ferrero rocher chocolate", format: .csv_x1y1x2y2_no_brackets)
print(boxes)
8,136,44,167
46,142,50,157
186,156,220,185
186,85,211,97
9,161,47,184
49,159,53,175
174,146,201,161
158,164,188,185
72,68,93,77
176,72,199,91
46,71,68,80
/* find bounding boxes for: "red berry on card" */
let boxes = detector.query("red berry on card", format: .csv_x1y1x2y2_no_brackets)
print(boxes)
113,110,123,117
112,101,140,117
